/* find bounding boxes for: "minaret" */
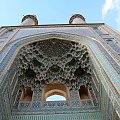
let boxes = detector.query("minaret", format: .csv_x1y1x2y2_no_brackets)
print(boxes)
21,15,38,26
69,14,86,24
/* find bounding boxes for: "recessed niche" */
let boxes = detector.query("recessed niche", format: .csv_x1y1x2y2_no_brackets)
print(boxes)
49,65,60,73
20,87,33,101
67,58,77,66
74,66,85,77
79,85,91,100
25,68,36,78
32,58,42,68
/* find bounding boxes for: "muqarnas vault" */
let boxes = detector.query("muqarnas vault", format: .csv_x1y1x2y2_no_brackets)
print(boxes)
0,14,120,120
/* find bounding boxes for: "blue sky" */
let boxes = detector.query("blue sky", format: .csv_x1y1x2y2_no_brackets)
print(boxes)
46,95,66,101
0,0,120,31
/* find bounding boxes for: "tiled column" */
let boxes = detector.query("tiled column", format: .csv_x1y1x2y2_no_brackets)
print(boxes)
89,87,98,106
13,89,22,109
70,89,80,107
32,88,42,109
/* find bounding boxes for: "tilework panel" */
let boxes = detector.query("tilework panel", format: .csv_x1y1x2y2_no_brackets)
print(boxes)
0,29,119,120
10,112,103,120
93,28,120,62
11,27,95,42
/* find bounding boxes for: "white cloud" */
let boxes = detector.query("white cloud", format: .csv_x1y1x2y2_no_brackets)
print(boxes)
102,0,120,18
102,0,120,29
102,0,113,18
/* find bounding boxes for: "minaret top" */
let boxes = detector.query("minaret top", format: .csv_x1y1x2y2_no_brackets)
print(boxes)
69,14,86,24
21,15,38,25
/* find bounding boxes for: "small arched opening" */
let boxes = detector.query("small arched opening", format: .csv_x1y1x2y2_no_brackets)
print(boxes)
20,87,33,101
79,85,91,100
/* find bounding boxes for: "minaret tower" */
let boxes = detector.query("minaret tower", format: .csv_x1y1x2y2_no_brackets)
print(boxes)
21,15,38,25
69,14,86,24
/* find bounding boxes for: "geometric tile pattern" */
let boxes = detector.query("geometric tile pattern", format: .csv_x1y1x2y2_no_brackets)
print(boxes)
0,22,120,120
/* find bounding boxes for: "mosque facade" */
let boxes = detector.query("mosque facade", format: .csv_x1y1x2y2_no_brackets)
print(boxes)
0,14,120,120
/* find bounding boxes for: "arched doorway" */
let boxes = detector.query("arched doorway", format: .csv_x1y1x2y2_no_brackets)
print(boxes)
43,82,69,101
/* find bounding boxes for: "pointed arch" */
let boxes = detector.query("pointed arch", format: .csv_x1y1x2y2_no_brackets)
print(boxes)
42,82,70,101
0,32,119,118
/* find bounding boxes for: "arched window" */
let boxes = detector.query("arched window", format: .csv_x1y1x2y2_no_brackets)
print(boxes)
46,94,66,101
79,85,91,100
43,82,69,101
20,87,33,101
